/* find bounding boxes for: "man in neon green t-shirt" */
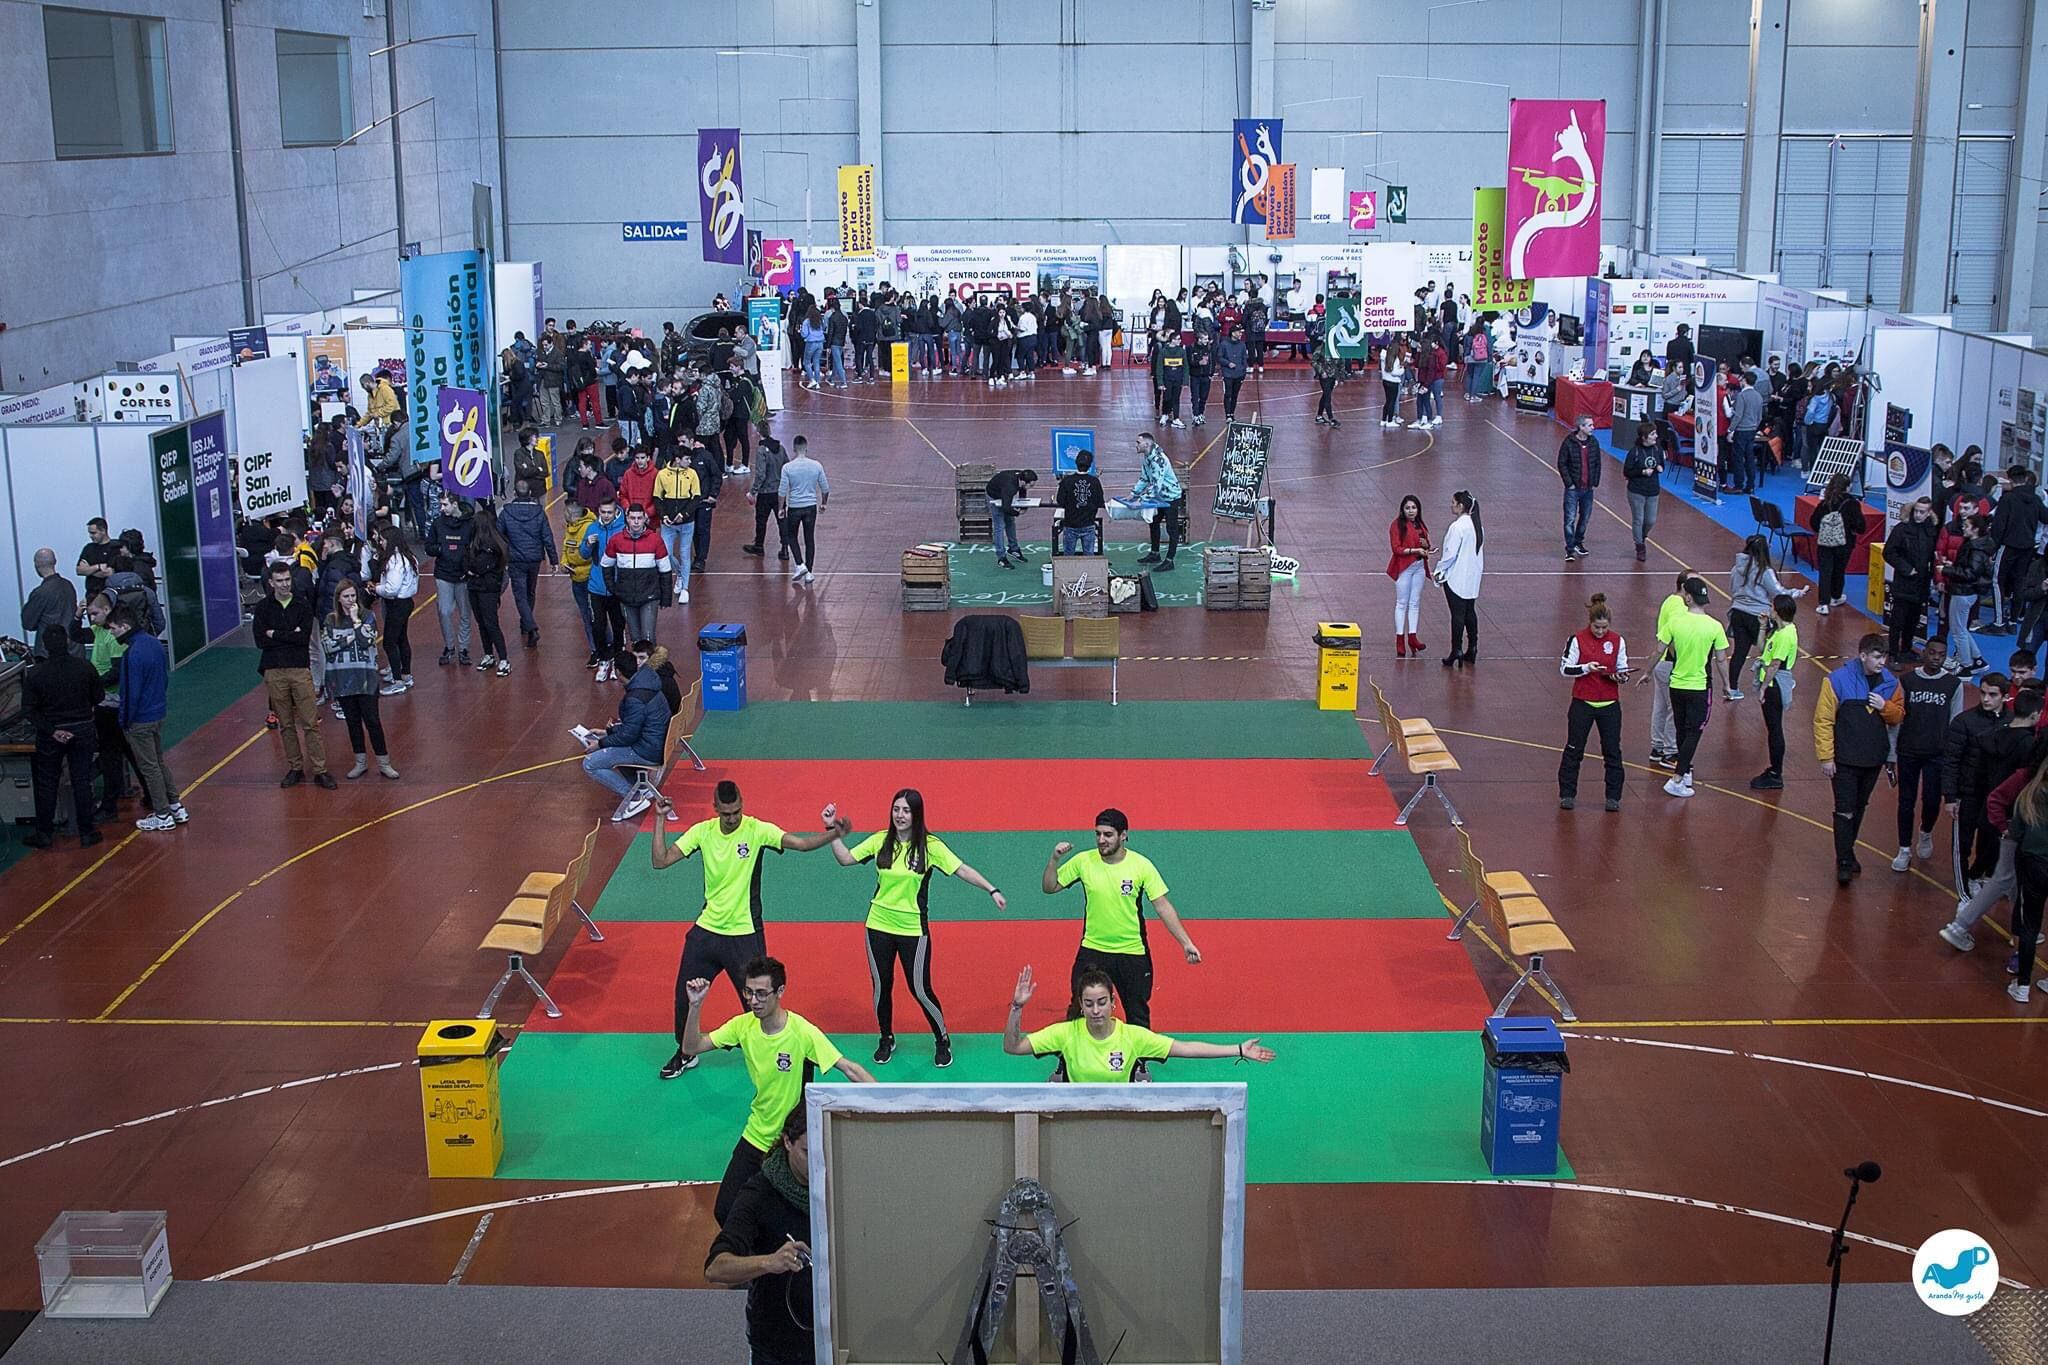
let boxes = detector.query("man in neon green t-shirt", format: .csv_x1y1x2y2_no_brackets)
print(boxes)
1002,964,1273,1082
653,779,841,1080
1039,807,1200,1036
680,954,872,1224
1655,577,1728,798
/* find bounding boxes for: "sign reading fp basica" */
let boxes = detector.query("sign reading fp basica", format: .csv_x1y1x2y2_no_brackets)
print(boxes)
401,250,493,471
698,128,745,265
438,387,496,501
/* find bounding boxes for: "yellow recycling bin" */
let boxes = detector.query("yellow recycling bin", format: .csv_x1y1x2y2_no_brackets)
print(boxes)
889,340,910,384
1314,622,1363,711
418,1020,505,1178
1866,541,1886,616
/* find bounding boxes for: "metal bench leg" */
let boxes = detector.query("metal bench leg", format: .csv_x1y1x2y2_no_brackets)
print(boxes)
1369,737,1394,776
1111,658,1118,706
679,737,707,773
1530,958,1577,1022
1493,966,1534,1017
1430,776,1464,827
1395,781,1429,827
1446,896,1481,941
571,898,605,942
517,963,563,1018
479,951,561,1020
963,688,974,708
478,962,517,1019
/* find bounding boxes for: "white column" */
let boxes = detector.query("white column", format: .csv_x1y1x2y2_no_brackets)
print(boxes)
1247,0,1276,248
1736,0,1789,273
1900,0,1970,312
857,0,884,245
2004,0,2048,334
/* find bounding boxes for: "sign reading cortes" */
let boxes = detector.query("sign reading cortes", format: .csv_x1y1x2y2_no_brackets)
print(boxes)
97,375,184,424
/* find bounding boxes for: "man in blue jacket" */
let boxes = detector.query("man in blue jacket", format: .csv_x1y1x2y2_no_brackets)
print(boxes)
112,608,187,833
581,649,673,820
578,495,629,681
500,479,560,650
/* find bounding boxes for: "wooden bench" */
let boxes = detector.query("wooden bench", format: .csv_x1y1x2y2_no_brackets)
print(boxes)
1445,827,1543,942
476,821,602,1020
611,680,706,822
964,615,1120,706
1366,679,1462,826
1478,862,1578,1022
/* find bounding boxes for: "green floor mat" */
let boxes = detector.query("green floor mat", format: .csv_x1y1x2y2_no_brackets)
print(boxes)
947,541,1210,607
164,646,262,748
595,829,1445,923
493,1030,1572,1185
696,701,1369,761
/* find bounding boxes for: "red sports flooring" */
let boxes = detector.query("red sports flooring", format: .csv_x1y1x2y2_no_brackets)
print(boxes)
646,757,1399,831
518,918,1492,1036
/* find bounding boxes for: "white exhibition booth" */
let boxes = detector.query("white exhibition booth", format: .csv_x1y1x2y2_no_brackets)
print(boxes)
0,423,161,644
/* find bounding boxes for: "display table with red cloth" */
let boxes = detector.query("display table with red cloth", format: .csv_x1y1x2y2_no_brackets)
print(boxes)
1553,376,1613,429
1791,494,1883,570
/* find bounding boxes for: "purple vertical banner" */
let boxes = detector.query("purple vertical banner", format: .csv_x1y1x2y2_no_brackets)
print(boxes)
437,386,496,500
188,413,242,645
697,128,746,265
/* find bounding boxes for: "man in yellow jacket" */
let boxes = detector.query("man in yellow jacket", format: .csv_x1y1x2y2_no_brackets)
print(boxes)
364,370,400,424
1814,632,1907,885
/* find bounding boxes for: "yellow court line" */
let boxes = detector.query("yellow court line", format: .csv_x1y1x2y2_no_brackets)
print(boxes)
0,1016,435,1030
901,417,957,470
94,753,584,1018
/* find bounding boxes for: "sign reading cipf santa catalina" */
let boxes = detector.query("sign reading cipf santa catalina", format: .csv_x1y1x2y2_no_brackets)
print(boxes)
400,249,493,467
437,387,496,501
1505,98,1605,279
622,221,691,243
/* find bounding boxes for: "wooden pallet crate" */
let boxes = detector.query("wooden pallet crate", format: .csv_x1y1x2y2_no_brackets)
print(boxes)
902,551,951,584
902,584,952,612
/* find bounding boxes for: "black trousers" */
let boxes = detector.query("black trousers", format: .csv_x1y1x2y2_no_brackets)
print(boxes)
1958,802,1998,881
2018,853,2048,987
692,505,714,569
1819,544,1852,604
92,705,134,805
1069,946,1154,1028
784,506,818,569
1159,377,1183,418
1382,378,1401,422
337,693,387,757
751,497,789,552
866,927,946,1038
33,729,98,836
1444,587,1478,659
1222,377,1244,417
1190,372,1212,416
588,593,622,659
674,925,766,1042
1558,699,1624,802
1726,609,1761,693
1831,763,1884,870
1762,676,1787,773
382,596,414,676
1317,377,1336,420
470,585,507,659
1895,751,1943,845
722,417,751,468
1147,497,1186,560
714,1137,767,1226
1999,547,2036,622
1888,595,1925,662
1672,687,1711,777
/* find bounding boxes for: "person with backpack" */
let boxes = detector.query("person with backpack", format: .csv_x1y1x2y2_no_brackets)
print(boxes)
743,436,792,562
567,340,601,429
500,479,559,649
465,504,513,676
562,499,601,666
1311,335,1343,428
1463,321,1493,400
1244,290,1269,374
1807,473,1867,616
579,494,629,679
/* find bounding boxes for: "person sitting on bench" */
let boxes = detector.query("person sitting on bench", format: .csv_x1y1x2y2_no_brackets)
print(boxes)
579,639,671,819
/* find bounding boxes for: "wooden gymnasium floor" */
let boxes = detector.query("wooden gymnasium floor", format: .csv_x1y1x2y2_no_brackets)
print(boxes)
1,363,2041,1302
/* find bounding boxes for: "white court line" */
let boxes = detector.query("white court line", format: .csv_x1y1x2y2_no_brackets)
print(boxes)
0,1062,408,1171
1564,1031,2048,1119
206,1180,713,1280
1426,1179,2031,1289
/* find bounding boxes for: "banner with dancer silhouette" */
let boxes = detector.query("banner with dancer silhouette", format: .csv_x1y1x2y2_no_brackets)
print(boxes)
1230,118,1284,225
1504,99,1604,279
697,128,745,265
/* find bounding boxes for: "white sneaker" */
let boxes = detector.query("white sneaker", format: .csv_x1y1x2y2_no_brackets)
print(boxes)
380,679,409,696
169,803,190,825
1431,416,1444,427
1663,776,1694,798
1082,366,1097,375
791,564,807,582
136,812,176,832
1915,831,1935,859
1407,419,1426,428
613,794,652,823
1817,603,1830,616
802,567,816,583
1891,846,1912,872
595,661,612,682
677,588,690,605
2010,981,2032,1004
1939,922,1977,952
1170,418,1187,429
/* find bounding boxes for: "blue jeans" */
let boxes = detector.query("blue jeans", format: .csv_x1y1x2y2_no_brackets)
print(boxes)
584,745,647,798
1563,488,1595,552
1730,429,1757,491
827,344,846,385
1948,594,1984,669
660,522,696,592
1430,378,1445,414
802,339,822,383
1416,384,1438,422
1061,524,1100,555
989,500,1023,559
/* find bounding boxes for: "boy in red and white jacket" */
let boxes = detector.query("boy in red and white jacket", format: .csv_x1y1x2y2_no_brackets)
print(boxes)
1558,594,1631,811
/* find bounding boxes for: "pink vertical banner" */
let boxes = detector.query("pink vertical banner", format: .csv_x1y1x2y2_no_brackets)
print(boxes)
1347,190,1377,231
1505,99,1605,280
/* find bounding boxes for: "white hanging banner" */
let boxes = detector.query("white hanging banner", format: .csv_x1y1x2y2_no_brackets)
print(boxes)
1309,168,1345,224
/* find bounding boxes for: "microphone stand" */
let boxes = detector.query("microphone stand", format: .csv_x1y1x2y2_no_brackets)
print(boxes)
1820,1169,1867,1365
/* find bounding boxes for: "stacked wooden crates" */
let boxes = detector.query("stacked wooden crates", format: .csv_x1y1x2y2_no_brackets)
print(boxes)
902,545,951,612
1202,546,1273,611
956,464,995,543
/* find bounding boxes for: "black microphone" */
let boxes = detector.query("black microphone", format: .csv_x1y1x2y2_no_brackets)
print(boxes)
1844,1161,1882,1183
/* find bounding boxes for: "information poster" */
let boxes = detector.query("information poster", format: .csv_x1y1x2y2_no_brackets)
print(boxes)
189,412,240,644
1213,422,1272,521
1691,365,1722,499
1883,441,1932,535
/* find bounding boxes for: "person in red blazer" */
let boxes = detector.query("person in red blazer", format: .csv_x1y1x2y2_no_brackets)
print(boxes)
1387,495,1434,657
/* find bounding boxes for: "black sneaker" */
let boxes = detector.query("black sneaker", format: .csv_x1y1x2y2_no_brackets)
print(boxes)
1558,797,1575,810
935,1036,954,1068
438,649,455,667
586,652,601,669
741,543,764,557
778,549,791,562
458,652,472,668
1137,552,1161,565
659,1048,698,1080
1749,770,1784,791
279,770,304,788
873,1036,896,1064
1603,798,1622,812
1156,558,1176,572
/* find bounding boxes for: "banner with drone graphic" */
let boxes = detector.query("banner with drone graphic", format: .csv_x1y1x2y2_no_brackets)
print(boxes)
697,128,745,265
1504,99,1604,280
1230,117,1284,225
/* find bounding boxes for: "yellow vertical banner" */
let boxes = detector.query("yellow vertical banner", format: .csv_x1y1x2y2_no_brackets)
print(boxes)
838,163,875,256
1471,188,1535,312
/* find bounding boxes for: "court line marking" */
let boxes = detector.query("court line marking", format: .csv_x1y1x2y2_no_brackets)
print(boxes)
901,416,957,469
0,1060,407,1171
447,1213,494,1285
206,1181,715,1281
1563,1030,2048,1117
1570,1015,2048,1028
95,753,586,1018
1423,1179,2030,1289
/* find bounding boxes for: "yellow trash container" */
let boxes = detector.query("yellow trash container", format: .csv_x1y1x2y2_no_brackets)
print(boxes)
418,1020,505,1178
889,341,910,384
1314,622,1363,710
1865,541,1886,616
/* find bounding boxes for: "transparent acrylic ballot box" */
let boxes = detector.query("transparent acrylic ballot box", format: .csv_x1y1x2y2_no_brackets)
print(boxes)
36,1211,172,1318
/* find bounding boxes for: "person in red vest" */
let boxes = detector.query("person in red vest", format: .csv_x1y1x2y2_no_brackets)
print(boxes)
1557,593,1631,811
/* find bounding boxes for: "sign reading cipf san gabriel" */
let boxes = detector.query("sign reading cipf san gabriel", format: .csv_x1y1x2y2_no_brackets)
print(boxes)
400,250,494,468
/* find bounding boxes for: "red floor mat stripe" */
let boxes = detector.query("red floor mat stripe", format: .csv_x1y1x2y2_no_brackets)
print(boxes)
648,758,1398,831
522,918,1491,1036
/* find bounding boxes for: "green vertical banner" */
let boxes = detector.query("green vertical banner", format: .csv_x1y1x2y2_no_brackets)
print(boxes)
150,422,205,663
1324,296,1368,360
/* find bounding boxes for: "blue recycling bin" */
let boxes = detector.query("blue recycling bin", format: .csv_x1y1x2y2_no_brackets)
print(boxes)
697,623,748,711
1479,1017,1567,1176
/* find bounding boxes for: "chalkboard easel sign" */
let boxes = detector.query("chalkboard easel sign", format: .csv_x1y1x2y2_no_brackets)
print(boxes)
1214,420,1272,522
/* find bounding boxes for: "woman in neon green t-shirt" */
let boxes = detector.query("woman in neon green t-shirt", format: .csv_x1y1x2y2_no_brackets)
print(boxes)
825,788,1006,1069
1749,593,1801,791
1002,965,1276,1083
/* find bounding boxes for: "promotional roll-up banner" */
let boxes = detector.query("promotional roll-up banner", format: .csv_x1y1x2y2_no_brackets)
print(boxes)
1324,297,1368,360
1264,164,1297,241
150,421,202,662
437,386,496,501
698,128,746,265
1506,99,1605,279
745,229,764,281
761,237,796,288
1884,441,1933,535
1353,249,1419,333
187,412,240,645
1471,188,1536,313
1230,118,1283,225
1348,190,1377,232
400,250,493,471
1691,363,1722,499
838,164,875,256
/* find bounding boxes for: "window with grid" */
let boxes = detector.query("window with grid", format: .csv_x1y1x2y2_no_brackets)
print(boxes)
1774,135,1911,308
1950,137,2011,335
44,6,172,158
1653,135,1743,267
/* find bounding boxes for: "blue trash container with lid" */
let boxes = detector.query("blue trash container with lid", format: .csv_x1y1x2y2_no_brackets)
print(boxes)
698,623,748,711
1479,1016,1568,1176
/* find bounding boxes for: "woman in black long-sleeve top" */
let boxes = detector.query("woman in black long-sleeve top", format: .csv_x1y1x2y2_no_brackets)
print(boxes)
1807,473,1867,615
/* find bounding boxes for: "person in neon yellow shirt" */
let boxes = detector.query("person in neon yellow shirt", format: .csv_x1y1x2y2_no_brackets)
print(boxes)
1041,807,1200,1042
652,779,842,1080
1002,965,1274,1082
823,787,1007,1068
679,954,872,1224
1638,566,1695,767
1749,593,1802,791
1656,577,1728,798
